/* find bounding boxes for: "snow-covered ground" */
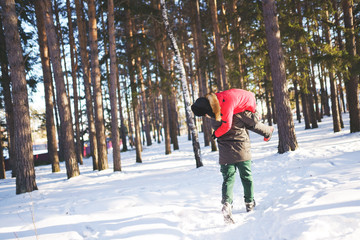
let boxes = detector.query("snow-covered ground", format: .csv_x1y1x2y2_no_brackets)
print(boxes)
1,114,360,240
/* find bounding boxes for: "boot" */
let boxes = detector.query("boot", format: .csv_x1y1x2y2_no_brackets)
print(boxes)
245,199,256,212
222,202,234,224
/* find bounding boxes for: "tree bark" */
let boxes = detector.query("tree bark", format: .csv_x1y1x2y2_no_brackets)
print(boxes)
333,0,347,116
117,75,128,152
209,0,228,91
318,64,331,117
295,1,317,129
264,72,273,126
191,0,217,151
1,0,38,193
88,0,109,170
262,0,298,153
0,130,6,179
43,0,80,178
125,1,142,162
160,0,203,167
53,0,70,95
293,79,301,123
0,14,16,177
34,0,60,172
66,0,83,165
342,0,360,133
124,81,134,148
108,0,121,171
74,0,99,170
230,0,245,89
136,55,152,147
169,87,179,150
324,10,341,132
162,94,171,155
160,41,172,155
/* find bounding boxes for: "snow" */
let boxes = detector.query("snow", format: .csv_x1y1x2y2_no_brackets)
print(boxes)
1,114,360,240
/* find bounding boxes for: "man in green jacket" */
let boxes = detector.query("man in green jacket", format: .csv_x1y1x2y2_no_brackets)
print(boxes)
191,90,274,223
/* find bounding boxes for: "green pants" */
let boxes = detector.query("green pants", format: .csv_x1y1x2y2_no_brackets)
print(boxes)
220,160,254,204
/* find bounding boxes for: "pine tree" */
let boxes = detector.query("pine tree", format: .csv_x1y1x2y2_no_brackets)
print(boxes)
125,0,142,162
323,8,341,132
209,0,228,90
262,0,298,153
88,0,109,170
108,0,121,171
160,0,203,167
66,0,83,165
74,0,99,170
342,0,360,133
1,0,38,193
0,129,5,179
0,13,16,177
34,0,60,172
42,0,80,178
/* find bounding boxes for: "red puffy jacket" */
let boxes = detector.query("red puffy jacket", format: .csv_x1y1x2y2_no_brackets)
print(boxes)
206,89,256,137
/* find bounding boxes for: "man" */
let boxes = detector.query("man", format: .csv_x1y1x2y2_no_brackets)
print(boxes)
191,89,274,223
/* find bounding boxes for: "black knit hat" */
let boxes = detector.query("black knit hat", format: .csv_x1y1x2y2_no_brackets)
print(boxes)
191,97,215,118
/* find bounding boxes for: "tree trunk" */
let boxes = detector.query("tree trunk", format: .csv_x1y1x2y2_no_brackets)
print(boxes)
309,58,321,122
324,10,341,132
154,79,162,144
192,0,217,151
100,8,111,113
169,87,179,150
264,73,273,126
136,55,152,147
125,1,142,162
295,1,317,129
332,0,347,116
43,0,80,178
144,56,157,144
0,130,6,179
318,64,331,117
88,0,109,170
117,75,128,152
0,14,16,177
53,0,70,96
124,81,134,148
301,90,311,129
232,0,245,89
342,0,360,133
271,93,277,124
1,0,38,193
74,0,98,170
162,94,171,155
151,0,167,148
34,0,60,172
160,41,172,154
160,0,203,167
66,0,83,165
168,56,179,150
108,0,121,171
262,0,298,153
209,0,228,90
293,79,301,123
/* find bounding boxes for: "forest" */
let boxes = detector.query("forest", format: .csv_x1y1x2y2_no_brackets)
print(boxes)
0,0,359,195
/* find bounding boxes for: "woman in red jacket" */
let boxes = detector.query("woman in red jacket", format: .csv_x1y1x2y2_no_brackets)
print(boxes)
192,88,274,140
